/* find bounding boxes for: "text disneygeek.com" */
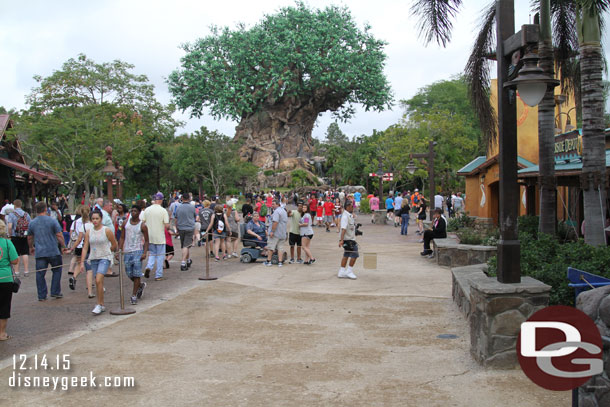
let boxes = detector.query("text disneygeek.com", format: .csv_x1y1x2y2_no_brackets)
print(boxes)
8,353,135,391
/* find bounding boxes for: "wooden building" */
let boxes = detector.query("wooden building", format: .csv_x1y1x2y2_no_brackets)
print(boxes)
0,114,60,210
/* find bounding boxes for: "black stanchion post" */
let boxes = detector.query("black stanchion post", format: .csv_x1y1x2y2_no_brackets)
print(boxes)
110,252,136,315
199,233,217,281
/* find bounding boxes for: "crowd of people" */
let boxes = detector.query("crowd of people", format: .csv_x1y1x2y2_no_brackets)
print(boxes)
0,186,462,340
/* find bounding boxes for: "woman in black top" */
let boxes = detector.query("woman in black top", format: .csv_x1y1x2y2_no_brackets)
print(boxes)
417,198,427,235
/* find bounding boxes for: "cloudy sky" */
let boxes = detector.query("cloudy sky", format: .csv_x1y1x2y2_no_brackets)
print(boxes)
1,0,607,140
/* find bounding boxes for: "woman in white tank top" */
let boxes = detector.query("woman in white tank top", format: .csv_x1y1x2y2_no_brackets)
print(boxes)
81,210,117,315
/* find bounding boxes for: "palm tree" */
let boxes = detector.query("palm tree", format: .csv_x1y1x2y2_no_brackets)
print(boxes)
577,2,608,245
411,0,607,243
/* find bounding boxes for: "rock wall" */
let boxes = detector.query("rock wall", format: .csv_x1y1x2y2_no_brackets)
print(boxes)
452,265,551,369
576,286,610,407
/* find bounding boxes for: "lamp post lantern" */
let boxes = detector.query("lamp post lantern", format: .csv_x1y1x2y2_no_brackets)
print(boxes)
115,165,126,200
102,146,118,202
495,0,559,283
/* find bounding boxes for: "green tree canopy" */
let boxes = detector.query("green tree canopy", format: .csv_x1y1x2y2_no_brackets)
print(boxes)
168,2,393,122
401,76,485,155
169,127,258,195
12,54,180,200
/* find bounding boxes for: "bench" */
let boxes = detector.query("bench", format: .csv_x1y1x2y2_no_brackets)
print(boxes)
433,237,497,267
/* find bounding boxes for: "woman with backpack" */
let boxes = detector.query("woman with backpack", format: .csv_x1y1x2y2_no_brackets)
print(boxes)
205,205,231,261
225,205,240,258
69,206,94,297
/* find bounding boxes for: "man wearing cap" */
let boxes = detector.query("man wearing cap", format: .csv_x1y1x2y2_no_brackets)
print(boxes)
141,192,170,280
338,200,358,280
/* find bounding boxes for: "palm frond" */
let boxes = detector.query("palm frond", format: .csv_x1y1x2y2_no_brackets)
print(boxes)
551,0,579,101
410,0,463,47
464,2,497,151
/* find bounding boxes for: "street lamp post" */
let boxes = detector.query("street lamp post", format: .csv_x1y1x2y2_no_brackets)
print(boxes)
406,140,437,220
495,0,559,283
378,156,385,209
102,146,117,202
115,165,126,200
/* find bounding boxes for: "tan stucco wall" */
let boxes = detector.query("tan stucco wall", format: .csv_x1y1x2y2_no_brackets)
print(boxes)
464,79,577,224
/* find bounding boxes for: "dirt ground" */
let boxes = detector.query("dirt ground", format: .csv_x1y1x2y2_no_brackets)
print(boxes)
0,217,570,406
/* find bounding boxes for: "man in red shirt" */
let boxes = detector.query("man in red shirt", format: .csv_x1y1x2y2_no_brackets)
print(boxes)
308,195,318,219
323,197,335,232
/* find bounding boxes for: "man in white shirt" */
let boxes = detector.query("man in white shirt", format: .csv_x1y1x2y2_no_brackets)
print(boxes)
141,192,170,280
338,201,358,280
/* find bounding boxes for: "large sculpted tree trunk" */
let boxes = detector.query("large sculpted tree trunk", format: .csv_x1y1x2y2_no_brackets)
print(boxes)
537,0,557,235
234,103,318,170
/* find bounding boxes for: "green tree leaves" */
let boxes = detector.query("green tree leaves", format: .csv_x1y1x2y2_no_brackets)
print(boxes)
168,2,392,121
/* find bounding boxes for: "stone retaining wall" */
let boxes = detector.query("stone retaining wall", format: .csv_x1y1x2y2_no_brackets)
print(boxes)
576,286,610,406
452,265,551,369
434,238,497,267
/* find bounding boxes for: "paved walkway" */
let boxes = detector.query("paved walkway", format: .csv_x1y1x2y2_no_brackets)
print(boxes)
0,216,568,406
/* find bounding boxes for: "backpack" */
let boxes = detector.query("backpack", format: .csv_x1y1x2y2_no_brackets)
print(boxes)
214,213,225,233
413,194,420,204
15,213,29,237
259,204,268,217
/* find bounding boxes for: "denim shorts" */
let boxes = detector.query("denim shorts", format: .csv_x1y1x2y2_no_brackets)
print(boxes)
124,250,143,278
90,259,111,276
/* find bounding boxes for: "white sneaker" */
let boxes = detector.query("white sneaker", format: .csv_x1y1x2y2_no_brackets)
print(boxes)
337,267,347,278
345,270,357,280
232,252,238,257
92,304,106,315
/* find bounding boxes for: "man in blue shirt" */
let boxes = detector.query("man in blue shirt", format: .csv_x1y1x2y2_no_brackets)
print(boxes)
353,191,362,212
27,202,70,301
385,194,394,222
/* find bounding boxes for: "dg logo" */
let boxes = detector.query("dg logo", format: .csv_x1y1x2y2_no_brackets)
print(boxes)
517,305,603,391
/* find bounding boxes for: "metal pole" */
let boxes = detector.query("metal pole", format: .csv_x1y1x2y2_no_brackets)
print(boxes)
110,252,136,315
496,0,521,283
378,157,384,209
199,233,217,281
428,141,436,220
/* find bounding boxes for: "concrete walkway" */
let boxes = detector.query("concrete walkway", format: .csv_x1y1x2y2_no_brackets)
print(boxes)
0,217,569,406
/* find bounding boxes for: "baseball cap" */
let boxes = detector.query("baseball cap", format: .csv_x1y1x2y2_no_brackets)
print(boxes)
113,198,123,205
414,189,419,192
154,192,164,200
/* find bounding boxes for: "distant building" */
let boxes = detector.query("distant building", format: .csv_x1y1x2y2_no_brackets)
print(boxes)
0,114,60,210
457,80,609,234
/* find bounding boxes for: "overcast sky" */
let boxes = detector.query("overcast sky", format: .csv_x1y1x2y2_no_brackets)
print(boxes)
1,0,607,140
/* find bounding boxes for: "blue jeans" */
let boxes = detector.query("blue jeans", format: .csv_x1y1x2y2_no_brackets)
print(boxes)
90,259,111,276
401,214,410,235
35,255,63,300
146,244,165,278
124,250,143,278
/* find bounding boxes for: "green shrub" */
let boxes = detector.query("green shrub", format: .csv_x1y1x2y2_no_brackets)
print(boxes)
447,213,476,231
263,169,275,176
517,215,539,239
359,198,371,214
487,233,610,306
456,228,484,245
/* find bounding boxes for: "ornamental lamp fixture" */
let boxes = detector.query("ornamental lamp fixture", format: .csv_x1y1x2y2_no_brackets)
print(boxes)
406,160,417,175
504,53,559,107
102,146,118,177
